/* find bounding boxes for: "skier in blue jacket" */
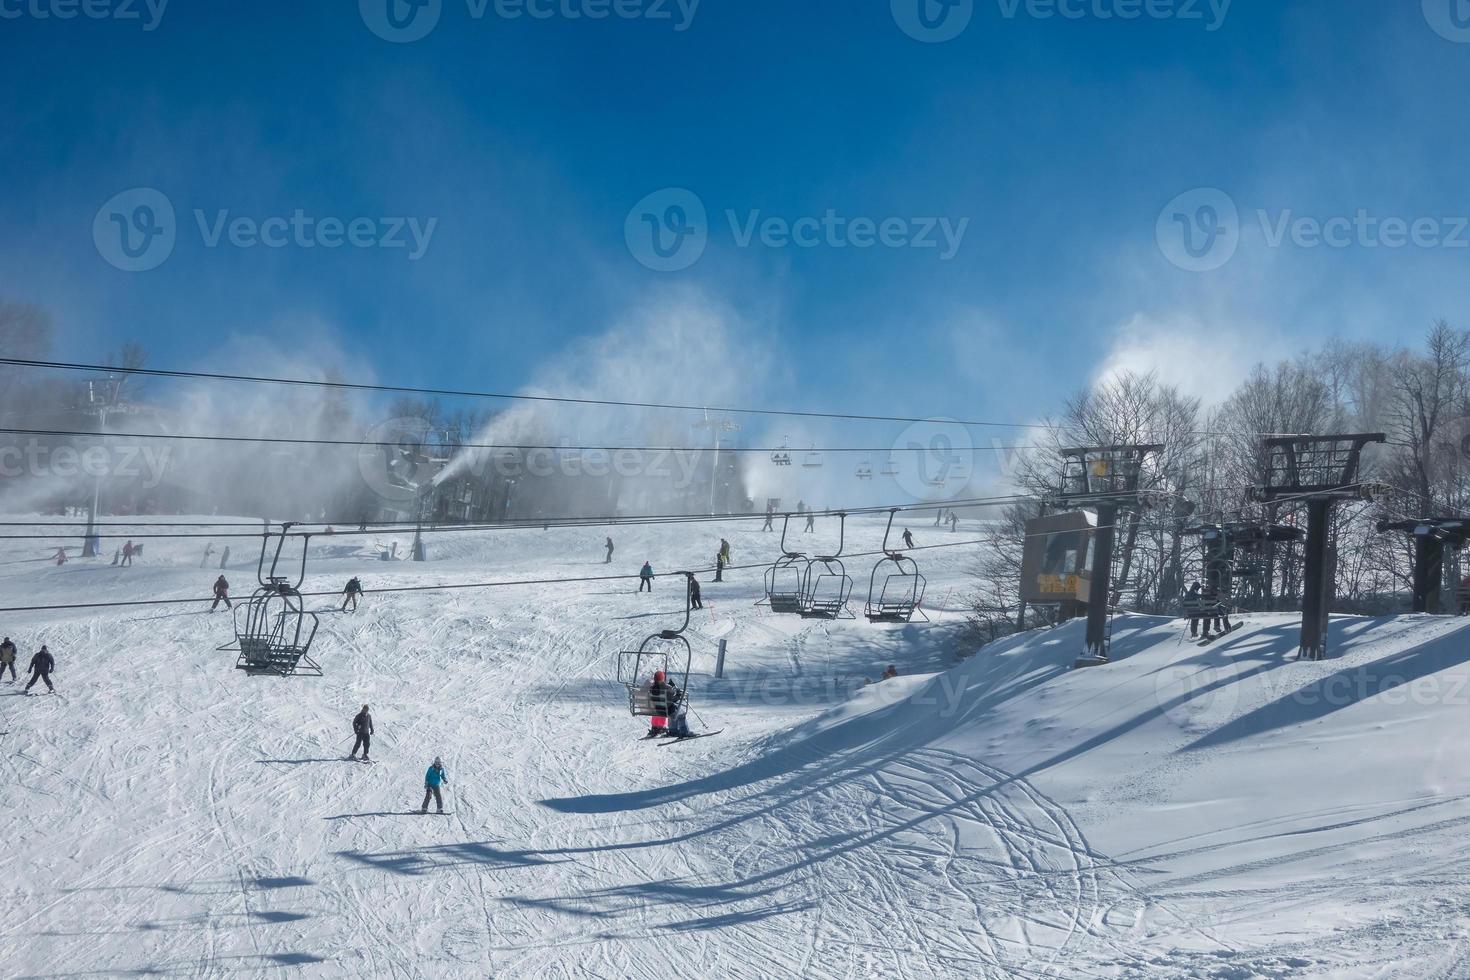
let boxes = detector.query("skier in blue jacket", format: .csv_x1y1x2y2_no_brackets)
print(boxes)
420,757,447,814
638,561,654,593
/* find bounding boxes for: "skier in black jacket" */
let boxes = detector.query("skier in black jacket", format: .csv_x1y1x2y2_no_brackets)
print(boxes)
26,645,54,693
0,636,16,681
349,704,373,761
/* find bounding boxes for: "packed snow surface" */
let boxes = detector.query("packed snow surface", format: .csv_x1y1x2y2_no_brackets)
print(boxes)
2,514,1469,978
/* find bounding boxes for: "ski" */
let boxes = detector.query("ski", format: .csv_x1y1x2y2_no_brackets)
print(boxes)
658,730,723,745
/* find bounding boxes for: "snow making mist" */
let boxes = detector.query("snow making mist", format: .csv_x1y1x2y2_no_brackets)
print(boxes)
439,294,772,519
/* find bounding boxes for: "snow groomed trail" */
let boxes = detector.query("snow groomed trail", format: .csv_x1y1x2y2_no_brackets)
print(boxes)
3,515,1470,978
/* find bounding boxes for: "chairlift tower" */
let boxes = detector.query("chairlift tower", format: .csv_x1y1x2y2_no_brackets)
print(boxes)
692,410,741,514
1055,444,1164,665
1249,434,1385,660
1376,517,1469,613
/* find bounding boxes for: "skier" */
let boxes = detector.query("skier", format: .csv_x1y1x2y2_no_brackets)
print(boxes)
604,536,614,564
902,528,915,550
54,547,67,566
349,704,373,761
948,512,959,532
1184,581,1204,637
220,545,231,569
638,561,654,593
121,540,134,566
714,550,725,583
1202,578,1232,638
805,509,816,533
719,538,731,564
689,576,704,610
667,696,693,738
420,757,448,814
934,508,944,527
210,575,231,611
0,636,16,682
200,543,214,568
25,644,54,693
341,576,363,612
762,503,775,532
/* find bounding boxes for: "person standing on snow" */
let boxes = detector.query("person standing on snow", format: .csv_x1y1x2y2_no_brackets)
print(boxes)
54,547,67,566
420,757,448,814
210,575,231,611
902,528,915,550
349,704,373,761
1184,581,1204,637
26,644,54,693
948,512,959,532
121,540,134,566
638,561,654,593
762,503,775,532
714,550,725,583
341,576,363,612
0,636,16,682
200,543,214,568
220,545,231,569
689,576,704,610
805,509,816,532
604,537,614,564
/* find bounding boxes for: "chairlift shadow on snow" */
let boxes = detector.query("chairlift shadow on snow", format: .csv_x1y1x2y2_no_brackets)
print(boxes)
332,840,573,877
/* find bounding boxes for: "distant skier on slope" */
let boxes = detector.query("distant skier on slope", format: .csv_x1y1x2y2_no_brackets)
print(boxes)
948,512,959,532
341,576,363,612
714,550,725,582
420,757,448,814
805,510,816,532
349,704,373,761
220,545,231,569
719,538,731,564
26,645,54,693
689,576,703,610
54,547,67,566
638,561,654,593
0,636,16,681
762,503,775,532
902,529,915,550
210,575,231,611
121,540,134,566
605,537,614,564
200,543,214,568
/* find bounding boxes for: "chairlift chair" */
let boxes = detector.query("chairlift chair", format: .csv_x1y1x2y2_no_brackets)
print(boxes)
227,523,321,677
771,436,792,467
865,509,928,622
798,512,854,619
855,456,873,480
761,514,808,613
880,458,900,477
616,572,695,717
803,445,824,468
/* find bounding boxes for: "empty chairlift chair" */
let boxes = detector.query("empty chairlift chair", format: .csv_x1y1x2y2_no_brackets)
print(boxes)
617,571,695,719
762,514,809,613
229,522,322,677
865,509,928,622
799,512,854,619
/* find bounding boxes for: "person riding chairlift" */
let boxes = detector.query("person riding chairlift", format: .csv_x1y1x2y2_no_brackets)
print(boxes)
647,669,680,737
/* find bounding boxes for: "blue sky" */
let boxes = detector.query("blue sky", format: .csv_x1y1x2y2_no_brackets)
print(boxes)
3,0,1470,446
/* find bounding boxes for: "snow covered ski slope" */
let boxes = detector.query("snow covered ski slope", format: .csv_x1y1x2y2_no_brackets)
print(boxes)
3,514,1470,978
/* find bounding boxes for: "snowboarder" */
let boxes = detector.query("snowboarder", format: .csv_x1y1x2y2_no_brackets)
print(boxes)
349,704,373,761
341,576,363,612
420,757,447,813
25,645,54,693
0,636,16,681
638,561,654,593
648,670,676,736
210,575,231,611
689,576,704,610
902,529,915,550
604,536,614,564
121,540,134,566
1184,581,1204,637
220,545,231,569
200,543,214,568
